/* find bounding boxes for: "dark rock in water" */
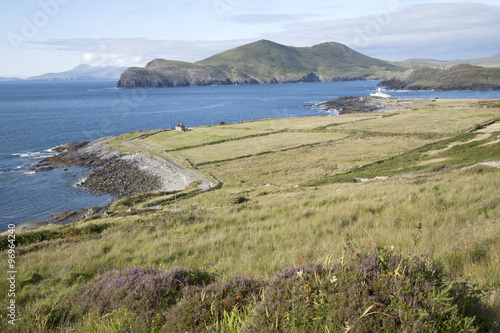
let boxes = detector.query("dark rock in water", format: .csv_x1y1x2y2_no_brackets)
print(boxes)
312,96,395,114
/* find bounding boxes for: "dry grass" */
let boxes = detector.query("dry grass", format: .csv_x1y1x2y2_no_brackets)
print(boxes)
201,134,434,186
334,100,499,134
173,132,348,165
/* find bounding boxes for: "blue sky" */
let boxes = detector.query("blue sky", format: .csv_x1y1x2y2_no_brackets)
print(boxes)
1,0,499,77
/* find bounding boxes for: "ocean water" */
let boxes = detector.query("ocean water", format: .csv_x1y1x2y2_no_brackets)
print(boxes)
1,80,500,232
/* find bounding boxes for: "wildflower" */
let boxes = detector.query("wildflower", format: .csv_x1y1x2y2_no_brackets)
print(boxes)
330,276,338,284
247,276,253,280
389,245,395,250
222,299,227,303
300,256,304,259
366,241,372,246
297,270,304,277
236,295,242,300
185,286,189,290
297,261,302,266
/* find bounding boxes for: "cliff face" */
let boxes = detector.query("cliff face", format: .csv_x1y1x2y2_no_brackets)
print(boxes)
116,61,233,88
117,40,402,88
379,64,500,91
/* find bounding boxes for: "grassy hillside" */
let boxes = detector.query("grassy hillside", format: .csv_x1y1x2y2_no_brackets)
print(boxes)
1,100,499,332
380,64,500,91
198,40,401,81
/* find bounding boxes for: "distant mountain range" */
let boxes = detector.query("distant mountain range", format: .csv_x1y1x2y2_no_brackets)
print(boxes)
0,77,22,82
1,65,127,82
402,54,500,68
117,40,403,88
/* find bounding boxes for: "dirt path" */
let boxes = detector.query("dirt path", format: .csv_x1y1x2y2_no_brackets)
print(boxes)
120,139,213,191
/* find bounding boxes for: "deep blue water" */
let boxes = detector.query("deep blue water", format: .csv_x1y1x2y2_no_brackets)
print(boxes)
1,80,500,231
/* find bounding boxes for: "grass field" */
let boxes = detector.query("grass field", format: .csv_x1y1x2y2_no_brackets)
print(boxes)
1,99,499,332
173,132,348,165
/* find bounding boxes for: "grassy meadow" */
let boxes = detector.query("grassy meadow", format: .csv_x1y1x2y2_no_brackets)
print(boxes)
1,99,499,332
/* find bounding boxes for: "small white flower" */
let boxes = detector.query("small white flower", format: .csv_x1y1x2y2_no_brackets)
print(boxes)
389,245,395,250
330,276,338,284
297,270,303,277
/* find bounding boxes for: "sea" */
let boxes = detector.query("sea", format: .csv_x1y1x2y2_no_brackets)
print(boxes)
2,80,500,232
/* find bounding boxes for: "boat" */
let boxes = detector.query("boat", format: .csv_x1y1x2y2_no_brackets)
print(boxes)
370,88,391,98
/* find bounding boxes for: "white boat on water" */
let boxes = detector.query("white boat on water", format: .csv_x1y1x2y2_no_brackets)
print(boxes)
370,88,391,98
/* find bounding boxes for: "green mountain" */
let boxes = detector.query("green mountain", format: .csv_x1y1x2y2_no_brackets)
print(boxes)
379,64,500,91
117,40,403,88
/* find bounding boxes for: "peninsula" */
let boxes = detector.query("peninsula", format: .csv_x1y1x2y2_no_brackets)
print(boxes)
117,40,403,88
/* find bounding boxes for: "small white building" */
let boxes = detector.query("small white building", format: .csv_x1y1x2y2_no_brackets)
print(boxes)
175,124,188,132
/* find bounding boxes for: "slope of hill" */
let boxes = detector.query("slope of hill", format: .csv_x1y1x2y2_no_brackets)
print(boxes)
403,53,500,68
117,40,403,88
379,64,500,91
28,64,127,81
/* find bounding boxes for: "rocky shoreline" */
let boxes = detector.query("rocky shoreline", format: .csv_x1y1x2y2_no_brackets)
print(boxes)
15,136,195,232
32,137,166,198
306,96,401,114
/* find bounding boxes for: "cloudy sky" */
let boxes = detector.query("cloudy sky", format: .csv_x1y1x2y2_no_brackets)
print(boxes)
1,0,499,77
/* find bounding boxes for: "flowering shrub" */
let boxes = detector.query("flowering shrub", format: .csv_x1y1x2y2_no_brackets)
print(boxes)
240,247,488,333
161,275,264,332
59,267,213,323
48,248,494,332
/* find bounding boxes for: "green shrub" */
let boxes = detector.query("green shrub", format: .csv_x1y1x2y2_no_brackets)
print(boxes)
0,223,113,250
230,196,249,205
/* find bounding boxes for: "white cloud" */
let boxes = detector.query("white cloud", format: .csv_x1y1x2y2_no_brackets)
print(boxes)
269,2,500,60
81,53,145,67
23,2,500,66
29,38,255,67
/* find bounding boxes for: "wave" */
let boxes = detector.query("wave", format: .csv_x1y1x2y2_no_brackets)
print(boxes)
12,149,57,159
74,177,87,186
88,87,118,92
